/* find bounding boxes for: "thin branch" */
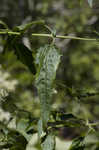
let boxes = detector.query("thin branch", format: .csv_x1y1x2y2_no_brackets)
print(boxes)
32,33,97,41
32,33,53,38
56,35,97,41
0,31,98,41
0,31,20,35
88,122,99,126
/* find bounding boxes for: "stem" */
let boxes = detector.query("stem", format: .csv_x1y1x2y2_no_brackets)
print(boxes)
32,33,97,41
0,31,20,35
88,122,99,126
32,33,53,38
56,35,97,41
0,31,97,41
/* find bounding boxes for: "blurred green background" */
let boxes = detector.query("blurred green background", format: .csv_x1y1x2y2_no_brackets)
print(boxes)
0,0,99,150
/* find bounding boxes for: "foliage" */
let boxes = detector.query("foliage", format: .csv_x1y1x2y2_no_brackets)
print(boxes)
35,44,61,128
0,0,99,150
69,136,85,150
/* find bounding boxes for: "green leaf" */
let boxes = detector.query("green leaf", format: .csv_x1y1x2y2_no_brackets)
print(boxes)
41,133,55,150
37,119,55,150
0,20,9,29
69,136,85,150
88,0,93,7
0,129,27,150
13,20,45,33
3,36,36,74
35,44,61,128
16,118,32,142
47,111,85,128
13,42,36,74
38,119,46,140
51,111,77,121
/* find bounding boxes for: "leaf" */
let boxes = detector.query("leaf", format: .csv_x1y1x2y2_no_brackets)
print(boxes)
37,119,55,150
13,42,36,74
38,119,46,140
88,0,93,7
41,133,55,150
35,44,61,128
3,35,36,74
0,128,27,150
0,117,37,150
0,20,9,29
16,118,32,142
48,112,85,129
69,136,85,150
13,20,45,33
51,111,77,121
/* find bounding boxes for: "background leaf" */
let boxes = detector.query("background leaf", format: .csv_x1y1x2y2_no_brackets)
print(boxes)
69,136,85,150
13,42,36,74
13,20,45,33
0,20,9,29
